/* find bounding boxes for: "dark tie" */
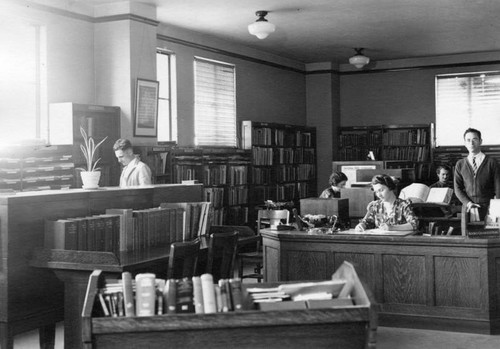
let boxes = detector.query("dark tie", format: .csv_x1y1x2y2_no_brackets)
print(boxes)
473,156,478,176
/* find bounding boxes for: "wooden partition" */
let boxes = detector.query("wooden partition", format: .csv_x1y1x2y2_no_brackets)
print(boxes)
262,229,500,334
0,184,203,348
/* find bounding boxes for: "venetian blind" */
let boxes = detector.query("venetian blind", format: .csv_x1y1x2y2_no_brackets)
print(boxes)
194,57,237,147
436,71,500,146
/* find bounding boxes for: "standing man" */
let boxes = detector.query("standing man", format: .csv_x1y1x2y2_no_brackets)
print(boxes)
113,138,152,187
454,128,500,220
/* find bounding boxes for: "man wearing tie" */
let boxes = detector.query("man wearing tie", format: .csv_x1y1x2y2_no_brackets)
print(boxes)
454,128,500,220
113,138,152,187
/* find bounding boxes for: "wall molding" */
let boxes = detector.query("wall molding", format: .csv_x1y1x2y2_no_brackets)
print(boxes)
157,34,304,74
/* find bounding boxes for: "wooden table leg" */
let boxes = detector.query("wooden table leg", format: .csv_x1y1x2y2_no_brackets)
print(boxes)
0,322,13,349
53,270,95,349
39,324,56,349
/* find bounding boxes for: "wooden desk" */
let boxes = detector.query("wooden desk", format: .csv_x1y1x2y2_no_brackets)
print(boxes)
31,238,209,349
0,184,202,349
262,228,500,334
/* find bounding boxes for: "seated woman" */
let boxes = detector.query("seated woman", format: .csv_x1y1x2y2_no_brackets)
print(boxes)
319,171,348,199
355,174,418,232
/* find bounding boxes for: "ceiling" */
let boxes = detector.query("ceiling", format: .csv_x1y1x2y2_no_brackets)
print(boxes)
88,0,500,64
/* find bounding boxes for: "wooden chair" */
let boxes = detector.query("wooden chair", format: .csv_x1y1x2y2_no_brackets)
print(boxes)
237,209,290,282
206,231,239,282
167,239,201,279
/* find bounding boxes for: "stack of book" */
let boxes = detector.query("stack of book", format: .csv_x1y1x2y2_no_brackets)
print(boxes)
44,202,213,253
96,272,245,317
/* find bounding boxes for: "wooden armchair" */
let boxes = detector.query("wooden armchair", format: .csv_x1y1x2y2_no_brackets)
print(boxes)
236,210,290,282
206,231,239,282
167,239,201,279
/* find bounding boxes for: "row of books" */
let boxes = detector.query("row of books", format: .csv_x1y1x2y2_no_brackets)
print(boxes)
204,187,225,207
339,132,382,147
210,207,249,226
176,164,249,187
384,145,429,162
225,206,249,225
249,127,314,148
97,272,245,318
227,186,248,206
251,147,316,166
382,128,428,146
338,147,381,161
44,202,212,253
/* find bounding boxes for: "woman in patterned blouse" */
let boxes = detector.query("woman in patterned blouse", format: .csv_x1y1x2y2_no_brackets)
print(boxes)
355,174,418,232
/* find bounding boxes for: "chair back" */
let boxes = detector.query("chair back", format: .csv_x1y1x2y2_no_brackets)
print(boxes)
206,231,239,282
167,239,201,279
257,209,290,232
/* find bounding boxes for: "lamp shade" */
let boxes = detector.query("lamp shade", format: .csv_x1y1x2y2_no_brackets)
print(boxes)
349,54,370,68
248,11,275,39
349,49,370,69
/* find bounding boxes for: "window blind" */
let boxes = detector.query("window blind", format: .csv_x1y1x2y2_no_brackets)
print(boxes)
194,57,236,147
436,72,500,146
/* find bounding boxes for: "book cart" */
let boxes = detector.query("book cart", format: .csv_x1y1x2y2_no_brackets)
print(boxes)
81,262,377,349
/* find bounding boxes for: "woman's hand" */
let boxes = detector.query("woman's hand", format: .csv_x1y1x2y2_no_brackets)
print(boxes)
379,223,391,231
355,223,366,232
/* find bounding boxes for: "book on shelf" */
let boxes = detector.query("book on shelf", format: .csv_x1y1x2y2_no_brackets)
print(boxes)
135,273,156,317
121,272,135,317
200,273,217,314
164,279,177,314
399,183,453,205
175,278,195,313
44,218,78,250
192,276,205,314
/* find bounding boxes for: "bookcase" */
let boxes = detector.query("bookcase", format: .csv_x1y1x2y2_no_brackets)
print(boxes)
81,262,377,349
171,148,251,226
49,102,121,187
241,121,317,211
338,124,434,182
0,145,75,192
135,145,173,184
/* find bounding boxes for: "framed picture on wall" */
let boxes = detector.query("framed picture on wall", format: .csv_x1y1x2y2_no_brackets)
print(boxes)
134,78,159,137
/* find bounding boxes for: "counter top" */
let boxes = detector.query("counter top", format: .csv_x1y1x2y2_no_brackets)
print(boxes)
260,228,500,247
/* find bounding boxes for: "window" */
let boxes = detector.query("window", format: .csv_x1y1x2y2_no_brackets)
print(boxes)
194,57,236,147
0,18,46,145
156,50,177,142
436,71,500,146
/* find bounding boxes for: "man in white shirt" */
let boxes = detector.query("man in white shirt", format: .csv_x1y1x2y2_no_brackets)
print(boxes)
113,139,152,187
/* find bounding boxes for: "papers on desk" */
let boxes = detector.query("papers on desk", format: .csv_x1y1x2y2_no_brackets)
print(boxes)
337,228,417,236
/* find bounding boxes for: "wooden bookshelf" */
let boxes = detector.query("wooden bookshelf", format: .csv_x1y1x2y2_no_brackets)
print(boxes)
338,124,434,182
1,184,202,349
80,262,377,349
135,145,173,184
241,121,317,211
171,148,251,225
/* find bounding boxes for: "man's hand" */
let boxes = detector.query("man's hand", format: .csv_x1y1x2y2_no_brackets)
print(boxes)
466,201,481,212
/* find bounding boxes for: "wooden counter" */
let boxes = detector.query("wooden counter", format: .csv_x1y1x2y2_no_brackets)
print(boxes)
261,229,500,334
0,184,203,349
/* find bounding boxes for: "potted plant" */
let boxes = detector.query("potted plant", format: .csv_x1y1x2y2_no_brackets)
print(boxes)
77,126,108,189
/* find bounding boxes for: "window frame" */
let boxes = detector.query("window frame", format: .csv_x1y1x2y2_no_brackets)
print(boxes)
156,49,177,143
435,70,500,146
193,56,237,148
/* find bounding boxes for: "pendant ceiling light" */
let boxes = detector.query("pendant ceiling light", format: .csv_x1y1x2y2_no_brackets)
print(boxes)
248,10,275,40
349,48,370,69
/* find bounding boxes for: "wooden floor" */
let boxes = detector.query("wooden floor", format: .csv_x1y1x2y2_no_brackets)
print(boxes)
11,322,500,348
